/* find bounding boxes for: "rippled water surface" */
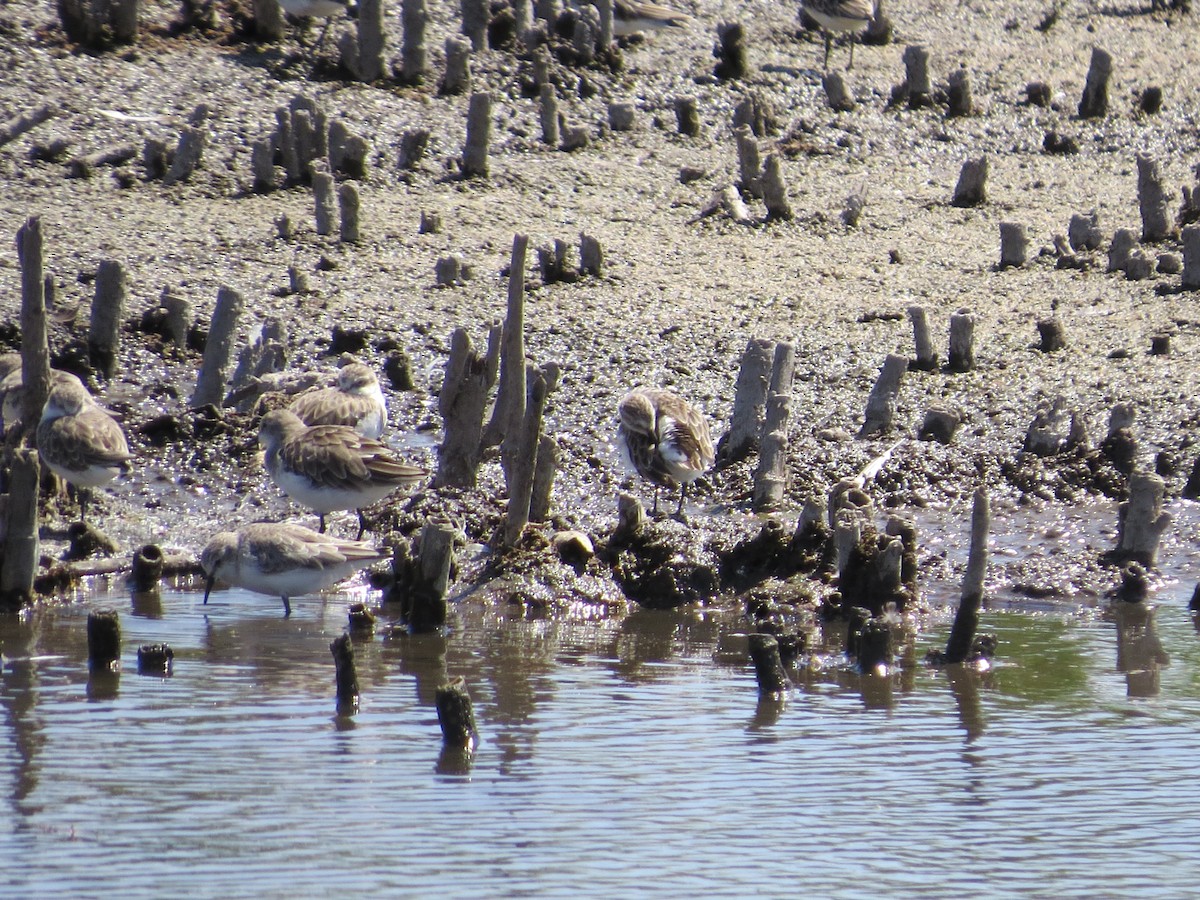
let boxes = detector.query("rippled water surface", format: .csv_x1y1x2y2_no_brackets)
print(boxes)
4,506,1200,898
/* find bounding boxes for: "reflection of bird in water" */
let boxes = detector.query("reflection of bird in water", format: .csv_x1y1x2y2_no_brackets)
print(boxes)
278,0,351,50
617,388,714,516
801,0,874,70
611,0,692,36
258,408,426,538
201,522,387,617
36,377,133,524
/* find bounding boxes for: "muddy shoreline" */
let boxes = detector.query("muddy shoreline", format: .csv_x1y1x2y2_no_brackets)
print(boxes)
1,0,1198,615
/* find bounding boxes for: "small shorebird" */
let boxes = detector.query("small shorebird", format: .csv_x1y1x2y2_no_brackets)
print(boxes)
36,378,133,522
801,0,874,70
258,408,426,538
201,522,387,616
611,0,692,36
278,0,351,49
1,368,85,437
288,360,387,439
617,388,714,516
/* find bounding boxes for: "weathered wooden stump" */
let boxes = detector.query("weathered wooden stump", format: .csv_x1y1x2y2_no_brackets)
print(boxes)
435,676,478,746
952,156,988,207
17,216,52,436
748,633,789,696
1114,472,1171,566
1068,211,1102,250
717,337,773,464
190,286,244,409
130,544,165,592
1037,317,1066,352
608,102,635,131
312,169,336,235
538,83,560,146
88,259,125,379
484,234,530,458
1137,154,1172,243
946,67,973,117
752,428,788,511
59,0,139,47
399,129,430,170
330,634,360,714
855,618,893,673
943,488,988,664
579,233,603,276
674,96,700,136
461,92,492,178
1180,226,1200,289
88,609,121,671
441,35,472,95
0,103,55,149
714,21,749,80
902,45,931,108
918,404,961,443
355,0,387,81
1078,46,1112,118
858,353,907,438
761,154,793,220
734,125,761,198
435,325,499,488
823,72,856,112
906,305,937,371
0,449,40,609
947,309,976,372
998,222,1028,268
401,0,430,83
338,182,360,244
137,643,173,675
504,366,550,546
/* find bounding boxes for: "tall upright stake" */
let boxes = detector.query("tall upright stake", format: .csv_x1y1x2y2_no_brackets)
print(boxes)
944,487,989,663
17,216,51,437
486,234,529,468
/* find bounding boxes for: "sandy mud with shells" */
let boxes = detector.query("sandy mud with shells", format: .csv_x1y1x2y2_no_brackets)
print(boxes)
1,0,1198,615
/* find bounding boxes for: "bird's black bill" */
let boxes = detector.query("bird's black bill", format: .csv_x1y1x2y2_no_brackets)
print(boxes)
203,573,215,605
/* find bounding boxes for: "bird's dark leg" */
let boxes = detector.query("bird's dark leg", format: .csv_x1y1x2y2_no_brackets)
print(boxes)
652,485,660,516
823,31,832,71
316,18,333,51
282,595,292,617
675,483,687,517
318,513,327,534
848,34,856,69
78,487,90,524
356,509,367,541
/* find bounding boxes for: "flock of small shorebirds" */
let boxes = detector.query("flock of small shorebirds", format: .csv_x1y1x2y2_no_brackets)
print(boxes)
281,0,873,70
7,0,874,614
3,352,717,616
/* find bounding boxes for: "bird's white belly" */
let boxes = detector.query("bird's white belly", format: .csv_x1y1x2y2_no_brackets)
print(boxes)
279,0,345,16
805,6,868,31
275,467,397,514
44,459,120,489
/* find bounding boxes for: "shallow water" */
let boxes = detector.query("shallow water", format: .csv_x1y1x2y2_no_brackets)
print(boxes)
3,504,1200,898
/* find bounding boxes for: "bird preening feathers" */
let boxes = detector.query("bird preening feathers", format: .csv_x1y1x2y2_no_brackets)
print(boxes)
617,388,714,517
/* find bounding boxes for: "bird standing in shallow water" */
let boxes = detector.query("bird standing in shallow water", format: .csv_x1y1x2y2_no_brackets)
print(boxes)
36,378,132,523
617,388,714,517
258,408,426,538
201,522,387,617
801,0,874,70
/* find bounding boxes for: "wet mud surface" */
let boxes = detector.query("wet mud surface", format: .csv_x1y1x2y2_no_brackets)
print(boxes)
2,0,1199,618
